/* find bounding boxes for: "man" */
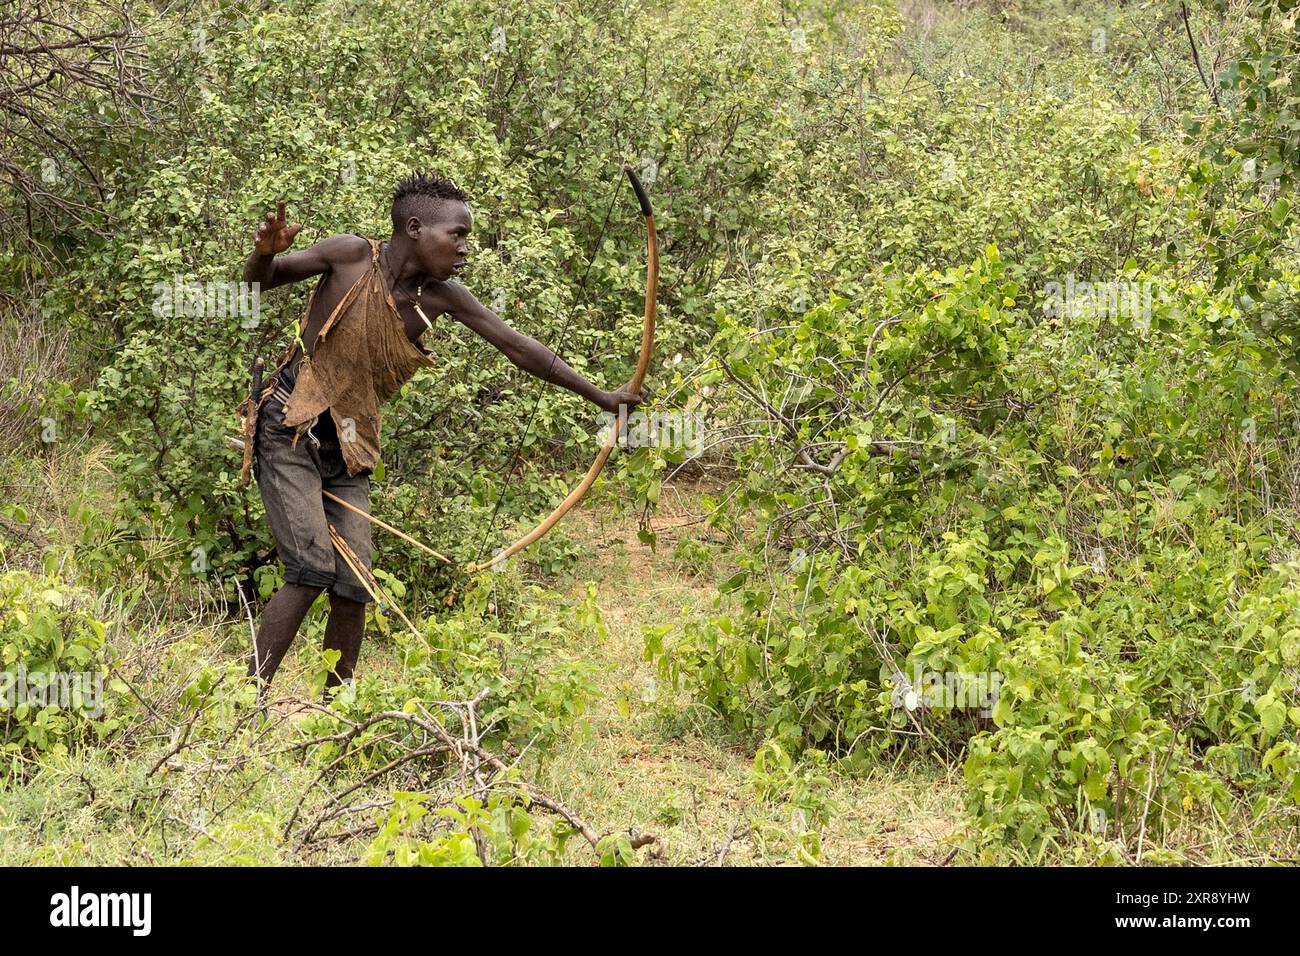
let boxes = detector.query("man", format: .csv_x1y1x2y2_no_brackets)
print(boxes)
241,171,644,700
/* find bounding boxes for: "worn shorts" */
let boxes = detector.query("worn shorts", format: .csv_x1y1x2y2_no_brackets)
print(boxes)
253,388,374,605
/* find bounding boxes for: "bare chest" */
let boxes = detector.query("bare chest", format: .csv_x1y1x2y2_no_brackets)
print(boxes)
299,262,436,358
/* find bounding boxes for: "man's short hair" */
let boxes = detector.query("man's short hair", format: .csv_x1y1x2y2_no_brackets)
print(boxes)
391,171,470,231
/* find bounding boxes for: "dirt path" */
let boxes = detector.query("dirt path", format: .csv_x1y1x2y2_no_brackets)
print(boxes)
531,482,965,865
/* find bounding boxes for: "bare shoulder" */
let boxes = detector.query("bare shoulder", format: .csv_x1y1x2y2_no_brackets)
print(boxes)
423,278,478,315
314,233,373,267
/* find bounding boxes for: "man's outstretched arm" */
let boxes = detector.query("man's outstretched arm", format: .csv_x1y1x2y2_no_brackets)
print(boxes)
442,282,644,414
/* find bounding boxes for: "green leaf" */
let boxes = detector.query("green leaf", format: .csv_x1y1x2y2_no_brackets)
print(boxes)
719,570,748,593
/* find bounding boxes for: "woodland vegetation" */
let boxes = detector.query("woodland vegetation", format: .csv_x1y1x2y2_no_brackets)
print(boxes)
2,0,1299,865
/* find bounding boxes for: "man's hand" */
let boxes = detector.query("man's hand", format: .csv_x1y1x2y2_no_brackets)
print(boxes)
600,379,646,415
253,200,304,256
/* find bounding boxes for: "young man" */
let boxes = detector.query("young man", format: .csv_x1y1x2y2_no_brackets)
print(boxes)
241,172,644,699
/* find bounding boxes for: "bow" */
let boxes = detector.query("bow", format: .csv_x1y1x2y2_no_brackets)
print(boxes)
469,165,658,572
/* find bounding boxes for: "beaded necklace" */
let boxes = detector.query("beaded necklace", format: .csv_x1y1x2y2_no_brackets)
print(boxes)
380,242,433,332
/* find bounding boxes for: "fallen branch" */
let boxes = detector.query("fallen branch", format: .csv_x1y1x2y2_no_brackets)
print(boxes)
282,695,657,862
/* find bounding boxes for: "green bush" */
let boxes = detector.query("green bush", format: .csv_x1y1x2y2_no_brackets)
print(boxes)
0,572,127,770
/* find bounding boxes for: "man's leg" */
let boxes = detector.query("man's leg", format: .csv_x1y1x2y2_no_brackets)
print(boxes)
252,399,340,697
250,582,326,688
322,592,365,695
320,452,373,698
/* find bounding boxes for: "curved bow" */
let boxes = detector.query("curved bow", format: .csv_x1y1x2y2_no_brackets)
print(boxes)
469,165,658,572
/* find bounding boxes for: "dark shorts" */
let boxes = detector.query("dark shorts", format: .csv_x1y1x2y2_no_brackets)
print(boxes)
253,385,374,605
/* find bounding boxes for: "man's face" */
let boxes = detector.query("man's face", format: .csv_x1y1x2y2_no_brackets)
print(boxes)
409,200,471,281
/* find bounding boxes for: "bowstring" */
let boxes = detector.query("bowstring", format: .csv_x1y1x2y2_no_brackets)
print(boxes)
472,170,625,565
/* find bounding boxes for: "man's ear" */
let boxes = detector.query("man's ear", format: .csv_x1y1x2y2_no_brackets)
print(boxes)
404,216,422,240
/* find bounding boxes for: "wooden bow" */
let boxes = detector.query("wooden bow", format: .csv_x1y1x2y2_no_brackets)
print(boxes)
469,165,658,572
